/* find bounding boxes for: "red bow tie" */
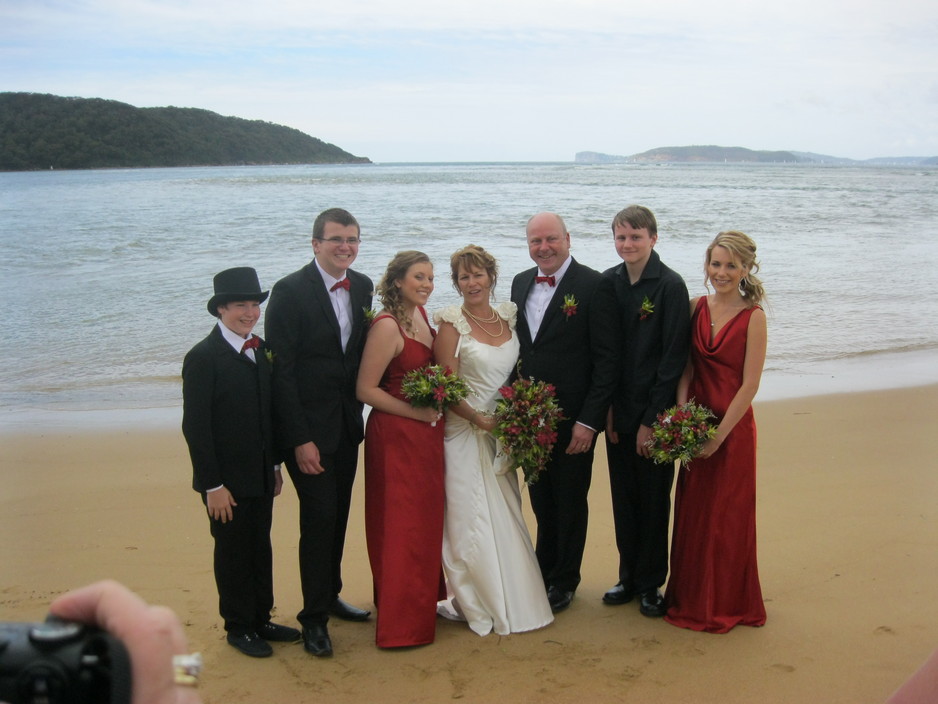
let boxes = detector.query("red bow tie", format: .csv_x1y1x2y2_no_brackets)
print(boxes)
535,275,556,287
241,336,261,353
330,278,351,292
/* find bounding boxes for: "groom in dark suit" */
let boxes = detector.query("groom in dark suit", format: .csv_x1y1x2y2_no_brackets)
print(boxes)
265,208,373,657
511,212,620,613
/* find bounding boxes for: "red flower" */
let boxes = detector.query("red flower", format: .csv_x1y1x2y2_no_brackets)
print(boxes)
536,431,557,446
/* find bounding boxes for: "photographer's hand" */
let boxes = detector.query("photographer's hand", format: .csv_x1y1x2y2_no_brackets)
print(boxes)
50,580,202,704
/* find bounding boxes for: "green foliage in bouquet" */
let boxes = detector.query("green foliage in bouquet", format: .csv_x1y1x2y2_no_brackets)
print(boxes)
401,364,471,412
646,401,718,465
493,371,564,484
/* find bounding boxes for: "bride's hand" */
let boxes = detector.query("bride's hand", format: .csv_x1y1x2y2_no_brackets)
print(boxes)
473,412,496,434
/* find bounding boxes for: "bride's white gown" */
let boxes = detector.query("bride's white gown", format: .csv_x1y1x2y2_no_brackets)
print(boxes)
434,303,553,636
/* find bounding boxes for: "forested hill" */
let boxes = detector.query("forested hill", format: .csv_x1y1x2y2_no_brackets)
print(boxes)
0,93,371,170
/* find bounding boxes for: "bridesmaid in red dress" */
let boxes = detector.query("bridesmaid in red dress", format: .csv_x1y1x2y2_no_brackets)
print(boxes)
356,251,446,648
664,231,768,634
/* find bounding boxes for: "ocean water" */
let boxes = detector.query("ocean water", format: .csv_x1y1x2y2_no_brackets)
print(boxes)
2,162,937,429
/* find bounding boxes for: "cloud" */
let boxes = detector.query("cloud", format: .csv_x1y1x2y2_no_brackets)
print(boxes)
3,0,937,160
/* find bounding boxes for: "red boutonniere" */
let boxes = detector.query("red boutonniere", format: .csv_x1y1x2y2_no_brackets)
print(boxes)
639,296,655,320
562,294,578,319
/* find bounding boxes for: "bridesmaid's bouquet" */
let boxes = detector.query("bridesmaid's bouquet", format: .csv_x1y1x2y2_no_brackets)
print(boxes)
401,365,472,419
493,371,564,485
645,400,718,465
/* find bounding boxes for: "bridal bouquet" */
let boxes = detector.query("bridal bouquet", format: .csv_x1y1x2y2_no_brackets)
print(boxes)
401,365,472,415
493,371,564,485
645,400,718,465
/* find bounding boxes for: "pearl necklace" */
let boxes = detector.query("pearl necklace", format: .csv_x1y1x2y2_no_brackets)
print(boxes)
461,306,504,338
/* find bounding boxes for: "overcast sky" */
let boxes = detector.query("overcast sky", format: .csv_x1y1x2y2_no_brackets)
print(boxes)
3,0,936,162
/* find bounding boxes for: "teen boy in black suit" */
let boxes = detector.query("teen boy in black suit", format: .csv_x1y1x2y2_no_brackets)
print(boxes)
601,206,690,617
182,267,300,658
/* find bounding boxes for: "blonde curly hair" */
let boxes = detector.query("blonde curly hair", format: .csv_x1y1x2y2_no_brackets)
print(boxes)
704,230,766,307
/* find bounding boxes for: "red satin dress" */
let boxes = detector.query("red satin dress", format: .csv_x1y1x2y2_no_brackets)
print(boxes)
364,310,446,648
664,297,766,633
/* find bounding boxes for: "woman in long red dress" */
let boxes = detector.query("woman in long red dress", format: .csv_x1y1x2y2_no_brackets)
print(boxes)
356,251,446,648
664,231,768,634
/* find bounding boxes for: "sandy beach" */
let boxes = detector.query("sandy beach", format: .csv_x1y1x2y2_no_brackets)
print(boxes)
2,384,936,703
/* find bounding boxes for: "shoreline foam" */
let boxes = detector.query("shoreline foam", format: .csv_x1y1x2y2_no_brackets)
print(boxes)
3,347,936,434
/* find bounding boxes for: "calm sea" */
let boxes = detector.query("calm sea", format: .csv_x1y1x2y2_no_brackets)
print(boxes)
2,162,937,429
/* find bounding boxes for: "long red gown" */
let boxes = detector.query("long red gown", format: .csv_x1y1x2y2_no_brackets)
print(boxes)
664,297,766,633
364,310,446,648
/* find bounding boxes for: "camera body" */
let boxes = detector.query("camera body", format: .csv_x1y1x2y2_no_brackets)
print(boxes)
0,618,130,704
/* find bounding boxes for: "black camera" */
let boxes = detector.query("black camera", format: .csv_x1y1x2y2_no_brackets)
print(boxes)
0,618,130,704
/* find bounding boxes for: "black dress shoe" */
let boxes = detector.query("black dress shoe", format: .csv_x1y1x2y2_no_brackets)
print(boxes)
639,589,666,618
258,621,301,642
302,624,333,657
602,582,634,606
227,632,273,658
546,586,574,613
329,597,372,622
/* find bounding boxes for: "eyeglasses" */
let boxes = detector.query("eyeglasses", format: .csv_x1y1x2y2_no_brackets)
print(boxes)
316,236,361,246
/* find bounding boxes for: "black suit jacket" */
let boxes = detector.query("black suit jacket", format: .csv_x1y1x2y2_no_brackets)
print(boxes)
511,258,620,435
264,261,373,454
604,250,690,432
182,325,276,497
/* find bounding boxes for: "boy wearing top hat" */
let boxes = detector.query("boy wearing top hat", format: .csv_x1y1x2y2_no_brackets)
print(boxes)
182,267,301,658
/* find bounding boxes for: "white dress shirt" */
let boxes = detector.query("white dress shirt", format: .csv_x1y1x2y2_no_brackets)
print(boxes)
525,255,572,340
218,320,257,362
315,260,352,351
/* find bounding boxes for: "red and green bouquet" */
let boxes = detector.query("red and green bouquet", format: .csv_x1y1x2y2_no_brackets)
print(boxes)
645,400,718,465
401,364,472,414
493,372,564,484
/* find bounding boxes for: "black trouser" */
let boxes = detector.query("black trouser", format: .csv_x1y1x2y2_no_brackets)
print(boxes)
606,431,675,594
285,430,359,628
529,441,594,594
208,493,274,635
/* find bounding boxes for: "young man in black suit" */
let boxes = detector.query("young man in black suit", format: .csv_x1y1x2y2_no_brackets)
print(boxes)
182,267,300,658
601,205,690,617
511,212,620,613
264,208,373,657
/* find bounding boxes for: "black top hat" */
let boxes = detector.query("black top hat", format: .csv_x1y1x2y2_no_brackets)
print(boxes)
207,267,269,316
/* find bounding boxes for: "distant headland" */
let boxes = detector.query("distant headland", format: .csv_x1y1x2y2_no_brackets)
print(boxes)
576,146,938,166
0,93,371,171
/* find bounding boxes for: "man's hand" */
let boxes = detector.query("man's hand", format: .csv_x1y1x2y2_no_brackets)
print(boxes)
295,441,325,475
273,468,283,496
636,424,653,458
605,407,618,445
206,487,236,523
565,423,596,454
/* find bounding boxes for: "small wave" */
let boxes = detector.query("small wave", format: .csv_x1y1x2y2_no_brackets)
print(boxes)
820,342,938,362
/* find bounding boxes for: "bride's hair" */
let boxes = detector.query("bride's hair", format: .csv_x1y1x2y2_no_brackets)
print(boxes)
376,250,432,335
449,244,498,295
704,230,766,307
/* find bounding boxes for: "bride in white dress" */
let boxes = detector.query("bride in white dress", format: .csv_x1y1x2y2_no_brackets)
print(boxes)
433,245,553,636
